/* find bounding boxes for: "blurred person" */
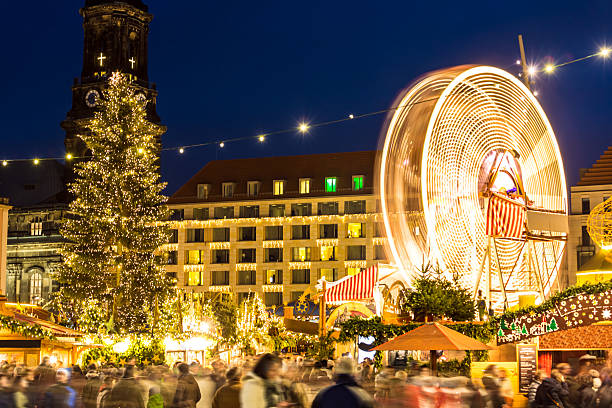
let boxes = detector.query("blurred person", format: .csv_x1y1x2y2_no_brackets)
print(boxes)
498,368,513,407
13,375,29,408
160,367,177,408
534,369,568,408
147,386,164,408
82,366,102,408
0,373,15,408
481,365,505,408
281,364,309,408
108,365,144,408
593,368,612,408
194,367,215,408
43,369,76,408
173,364,201,408
580,370,600,407
241,353,287,408
311,357,373,408
211,367,242,408
557,363,575,408
528,370,546,407
374,366,394,401
97,376,114,408
359,359,372,383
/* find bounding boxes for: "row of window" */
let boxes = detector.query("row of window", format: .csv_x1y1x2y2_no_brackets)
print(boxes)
579,196,610,215
170,200,367,221
197,175,365,199
173,244,383,265
186,267,362,287
176,223,369,243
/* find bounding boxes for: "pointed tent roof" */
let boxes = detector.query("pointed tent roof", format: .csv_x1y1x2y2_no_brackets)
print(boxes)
372,322,493,351
577,145,612,186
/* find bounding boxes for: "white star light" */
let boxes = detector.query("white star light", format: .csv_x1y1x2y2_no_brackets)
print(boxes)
602,309,611,320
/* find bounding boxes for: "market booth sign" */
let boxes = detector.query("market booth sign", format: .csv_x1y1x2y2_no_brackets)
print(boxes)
497,289,612,345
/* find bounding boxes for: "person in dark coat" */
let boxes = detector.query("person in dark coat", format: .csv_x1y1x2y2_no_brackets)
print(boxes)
0,373,15,408
535,370,569,408
211,367,241,408
593,369,612,408
82,369,102,408
481,365,504,408
108,366,144,408
43,369,77,408
312,357,373,408
172,364,201,408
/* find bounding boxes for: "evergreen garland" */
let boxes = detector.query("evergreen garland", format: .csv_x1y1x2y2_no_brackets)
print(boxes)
0,315,57,340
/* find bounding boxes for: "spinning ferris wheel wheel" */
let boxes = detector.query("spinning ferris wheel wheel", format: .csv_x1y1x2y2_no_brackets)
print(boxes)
378,65,568,309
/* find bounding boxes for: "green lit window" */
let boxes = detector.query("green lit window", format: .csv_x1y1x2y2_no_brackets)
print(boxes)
353,176,364,191
325,177,337,192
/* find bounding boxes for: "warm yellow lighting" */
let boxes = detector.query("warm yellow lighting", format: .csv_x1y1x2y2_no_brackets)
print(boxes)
179,148,184,154
349,114,354,119
66,153,73,160
137,148,144,154
533,90,539,96
515,60,521,65
544,64,555,73
219,142,225,148
298,123,309,133
33,159,39,165
258,135,265,142
600,47,611,57
527,65,537,76
112,339,130,354
1,161,6,167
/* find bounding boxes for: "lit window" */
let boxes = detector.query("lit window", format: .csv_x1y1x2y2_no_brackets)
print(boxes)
320,246,336,261
319,268,338,282
30,218,43,236
325,177,337,193
292,247,311,261
346,267,362,277
247,181,260,196
222,183,234,198
273,180,285,195
185,250,203,265
188,271,204,286
197,184,210,199
299,178,310,194
266,269,283,284
29,269,43,302
347,223,364,238
352,175,364,191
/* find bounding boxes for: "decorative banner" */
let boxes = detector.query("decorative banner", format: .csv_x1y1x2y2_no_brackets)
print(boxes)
517,344,538,394
497,289,612,345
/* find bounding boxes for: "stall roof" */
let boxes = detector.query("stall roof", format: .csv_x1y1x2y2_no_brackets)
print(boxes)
539,323,612,350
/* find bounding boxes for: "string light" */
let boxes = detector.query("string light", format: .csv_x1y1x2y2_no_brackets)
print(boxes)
2,161,6,167
0,44,610,164
137,148,144,154
33,158,39,165
298,122,310,133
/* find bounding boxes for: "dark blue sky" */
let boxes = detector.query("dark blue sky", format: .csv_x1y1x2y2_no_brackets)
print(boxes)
0,1,609,194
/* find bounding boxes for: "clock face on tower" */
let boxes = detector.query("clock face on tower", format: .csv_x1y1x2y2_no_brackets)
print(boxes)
85,89,100,107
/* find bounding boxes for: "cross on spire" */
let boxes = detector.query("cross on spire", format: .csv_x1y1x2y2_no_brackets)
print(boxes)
129,57,136,69
97,52,106,67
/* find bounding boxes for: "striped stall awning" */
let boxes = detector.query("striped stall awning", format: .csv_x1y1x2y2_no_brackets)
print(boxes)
486,193,526,239
324,264,378,304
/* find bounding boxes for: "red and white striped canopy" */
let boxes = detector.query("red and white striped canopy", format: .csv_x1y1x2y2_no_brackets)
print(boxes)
324,264,378,304
486,193,526,239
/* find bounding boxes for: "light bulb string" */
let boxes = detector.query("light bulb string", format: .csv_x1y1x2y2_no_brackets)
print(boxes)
1,46,609,165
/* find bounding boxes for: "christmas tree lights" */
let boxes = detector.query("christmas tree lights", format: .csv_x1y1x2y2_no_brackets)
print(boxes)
55,72,173,334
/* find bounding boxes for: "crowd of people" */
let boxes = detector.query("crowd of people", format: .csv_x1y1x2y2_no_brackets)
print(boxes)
0,354,611,408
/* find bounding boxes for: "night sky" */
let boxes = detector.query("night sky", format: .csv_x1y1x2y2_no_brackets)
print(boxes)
0,1,610,194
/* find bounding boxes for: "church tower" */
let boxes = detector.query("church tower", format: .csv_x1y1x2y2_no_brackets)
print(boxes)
62,0,163,158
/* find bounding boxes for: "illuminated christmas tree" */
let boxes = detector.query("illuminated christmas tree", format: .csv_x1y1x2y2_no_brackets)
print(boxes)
56,72,171,334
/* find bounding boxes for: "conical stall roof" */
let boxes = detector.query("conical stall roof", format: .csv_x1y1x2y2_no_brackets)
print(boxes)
372,322,493,351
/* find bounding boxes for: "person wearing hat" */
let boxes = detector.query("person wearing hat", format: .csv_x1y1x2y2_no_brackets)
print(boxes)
312,357,373,408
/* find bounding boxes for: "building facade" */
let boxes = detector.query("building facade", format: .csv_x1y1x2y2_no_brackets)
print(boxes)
567,145,612,285
167,151,388,307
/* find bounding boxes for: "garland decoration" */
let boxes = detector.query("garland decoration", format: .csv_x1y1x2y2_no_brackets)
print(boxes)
0,315,57,340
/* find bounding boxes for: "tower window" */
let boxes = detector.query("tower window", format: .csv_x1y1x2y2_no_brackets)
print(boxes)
29,269,43,302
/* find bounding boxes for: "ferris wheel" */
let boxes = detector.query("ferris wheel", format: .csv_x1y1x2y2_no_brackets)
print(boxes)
378,65,568,309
